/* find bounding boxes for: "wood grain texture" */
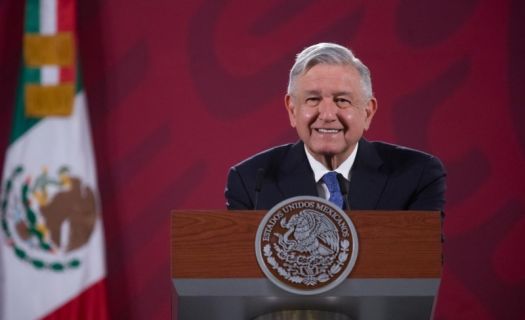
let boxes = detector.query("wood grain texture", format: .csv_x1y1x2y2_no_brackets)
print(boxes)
171,210,442,279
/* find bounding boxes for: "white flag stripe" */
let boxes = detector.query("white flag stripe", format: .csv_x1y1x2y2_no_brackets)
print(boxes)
40,0,57,35
41,65,60,85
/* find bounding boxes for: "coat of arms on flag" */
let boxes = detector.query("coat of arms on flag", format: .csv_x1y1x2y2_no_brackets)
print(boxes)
2,165,97,271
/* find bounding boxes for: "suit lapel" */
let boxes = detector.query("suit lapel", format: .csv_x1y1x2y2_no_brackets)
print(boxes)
349,139,388,209
277,141,318,199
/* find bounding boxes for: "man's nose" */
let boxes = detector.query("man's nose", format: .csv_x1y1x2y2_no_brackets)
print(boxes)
318,98,338,121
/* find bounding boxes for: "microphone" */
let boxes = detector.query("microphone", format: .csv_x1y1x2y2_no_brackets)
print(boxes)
336,173,350,211
254,168,265,210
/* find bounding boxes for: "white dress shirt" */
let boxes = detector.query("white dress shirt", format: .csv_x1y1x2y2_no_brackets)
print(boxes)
304,143,358,201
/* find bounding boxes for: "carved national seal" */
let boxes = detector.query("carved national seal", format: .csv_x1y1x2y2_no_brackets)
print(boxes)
255,196,358,295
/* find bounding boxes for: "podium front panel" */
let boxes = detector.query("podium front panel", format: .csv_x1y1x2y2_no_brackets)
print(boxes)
171,210,442,320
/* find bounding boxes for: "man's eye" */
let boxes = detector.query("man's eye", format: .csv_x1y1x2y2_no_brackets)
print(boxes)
335,98,351,108
305,97,321,105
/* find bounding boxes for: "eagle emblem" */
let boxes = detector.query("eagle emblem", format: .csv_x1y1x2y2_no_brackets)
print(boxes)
255,196,358,295
277,209,339,257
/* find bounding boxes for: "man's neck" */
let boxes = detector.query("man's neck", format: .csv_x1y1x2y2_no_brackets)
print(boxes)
304,143,359,182
320,155,344,171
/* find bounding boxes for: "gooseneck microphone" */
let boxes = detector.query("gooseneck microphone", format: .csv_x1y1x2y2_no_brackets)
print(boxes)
254,168,265,210
336,173,351,211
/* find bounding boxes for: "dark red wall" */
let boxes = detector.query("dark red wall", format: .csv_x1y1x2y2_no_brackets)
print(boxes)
1,0,524,319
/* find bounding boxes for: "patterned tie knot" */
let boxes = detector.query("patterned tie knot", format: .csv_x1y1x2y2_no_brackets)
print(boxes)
322,171,344,208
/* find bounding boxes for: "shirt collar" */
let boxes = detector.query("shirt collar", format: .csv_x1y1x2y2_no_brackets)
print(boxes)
304,142,359,183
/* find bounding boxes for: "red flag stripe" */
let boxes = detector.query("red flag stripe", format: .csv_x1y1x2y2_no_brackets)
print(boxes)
41,279,109,320
57,0,76,83
57,0,74,31
60,66,75,83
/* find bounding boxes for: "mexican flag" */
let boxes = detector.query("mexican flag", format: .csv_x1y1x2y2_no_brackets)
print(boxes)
0,0,108,319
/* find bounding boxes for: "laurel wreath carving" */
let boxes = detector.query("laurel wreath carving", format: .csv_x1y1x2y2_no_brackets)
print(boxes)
263,238,350,286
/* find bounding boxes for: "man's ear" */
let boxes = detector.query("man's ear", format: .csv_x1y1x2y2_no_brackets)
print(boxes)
364,97,378,131
285,94,297,128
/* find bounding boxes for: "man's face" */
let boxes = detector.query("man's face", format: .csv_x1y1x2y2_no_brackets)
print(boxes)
285,64,377,167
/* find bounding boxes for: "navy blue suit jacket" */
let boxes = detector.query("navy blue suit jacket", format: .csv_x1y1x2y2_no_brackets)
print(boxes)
225,139,446,211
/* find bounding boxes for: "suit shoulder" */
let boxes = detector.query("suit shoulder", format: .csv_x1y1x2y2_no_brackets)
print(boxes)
369,141,444,168
231,143,296,173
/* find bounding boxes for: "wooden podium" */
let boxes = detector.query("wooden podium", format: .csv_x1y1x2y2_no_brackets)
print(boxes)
171,210,442,320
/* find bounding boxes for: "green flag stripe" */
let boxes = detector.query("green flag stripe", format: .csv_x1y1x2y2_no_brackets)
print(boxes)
9,62,85,143
8,0,42,143
25,0,40,33
24,67,41,84
76,65,83,93
9,65,42,143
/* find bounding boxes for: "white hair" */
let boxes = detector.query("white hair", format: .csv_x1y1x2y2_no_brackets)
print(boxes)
287,42,373,99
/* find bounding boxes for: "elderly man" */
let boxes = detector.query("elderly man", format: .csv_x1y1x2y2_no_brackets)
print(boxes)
225,42,446,211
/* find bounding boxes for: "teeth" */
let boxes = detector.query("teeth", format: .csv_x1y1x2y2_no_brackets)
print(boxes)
317,128,340,133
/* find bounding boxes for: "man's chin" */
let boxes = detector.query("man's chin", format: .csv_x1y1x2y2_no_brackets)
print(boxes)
308,147,345,159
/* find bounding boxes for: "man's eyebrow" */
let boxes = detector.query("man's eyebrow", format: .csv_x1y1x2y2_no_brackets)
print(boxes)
303,90,321,95
300,90,355,97
333,91,353,97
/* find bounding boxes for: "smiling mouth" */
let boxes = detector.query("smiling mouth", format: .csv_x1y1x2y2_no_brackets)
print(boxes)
315,128,343,134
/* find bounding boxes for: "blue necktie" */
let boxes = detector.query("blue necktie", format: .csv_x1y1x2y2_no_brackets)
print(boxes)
322,171,344,209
